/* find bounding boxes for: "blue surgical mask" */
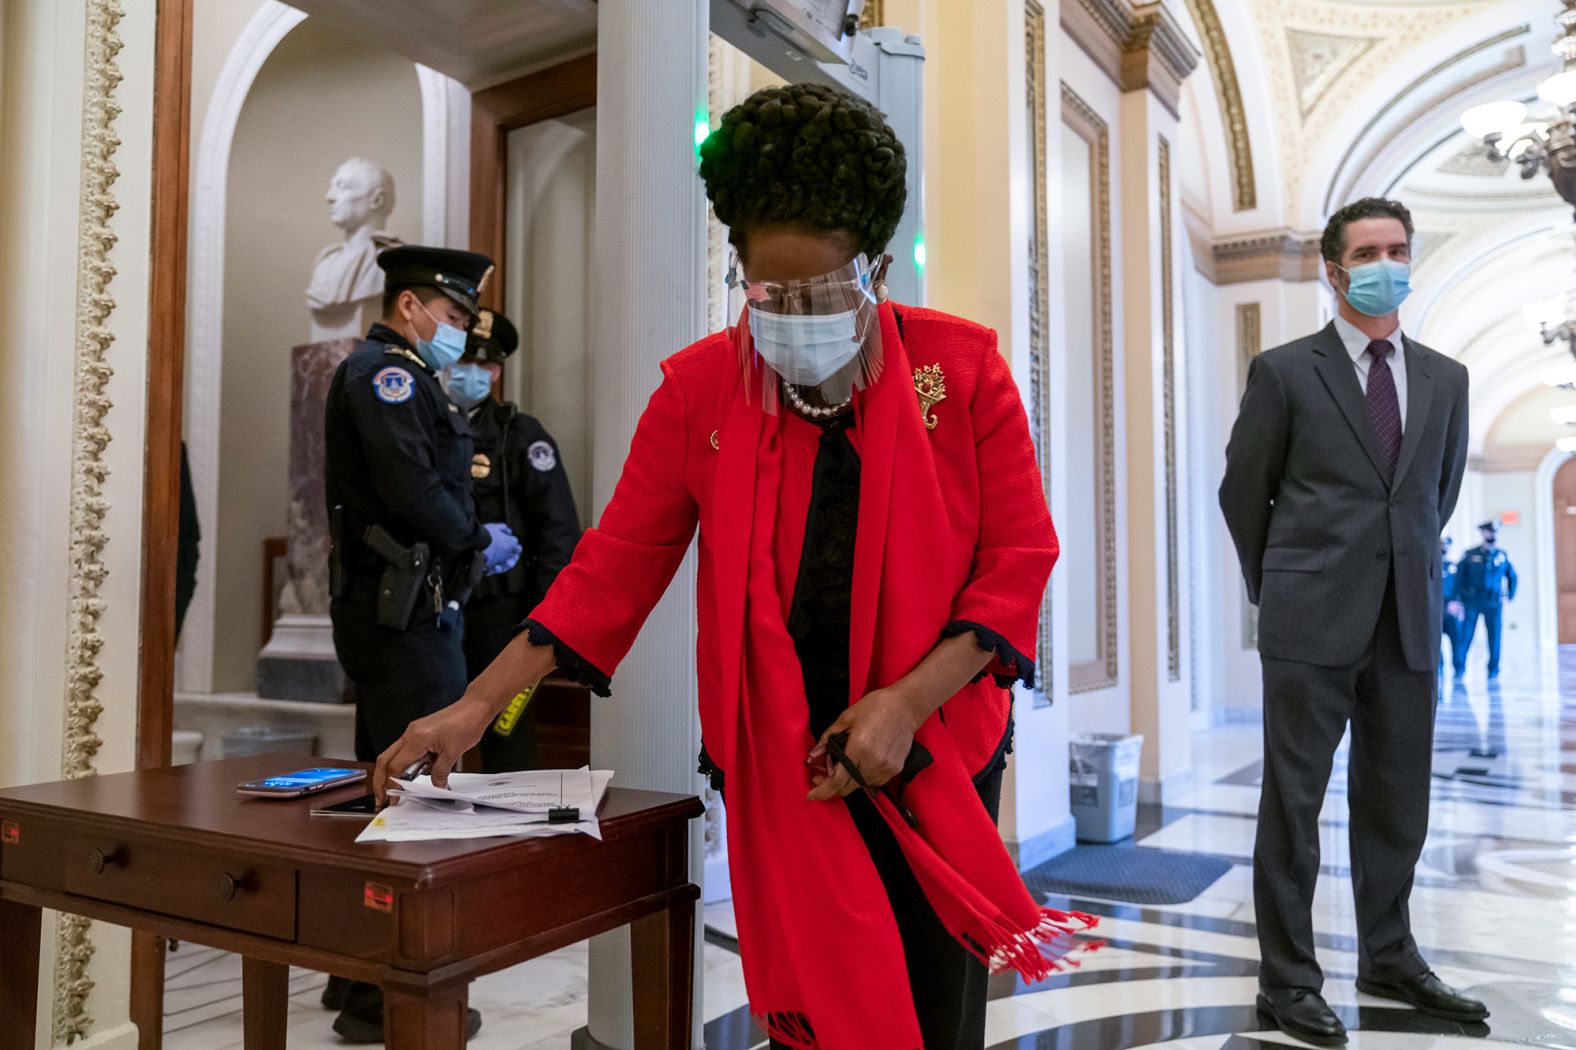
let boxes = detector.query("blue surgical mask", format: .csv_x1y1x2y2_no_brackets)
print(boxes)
1339,259,1411,317
448,362,494,409
412,301,469,372
748,307,862,387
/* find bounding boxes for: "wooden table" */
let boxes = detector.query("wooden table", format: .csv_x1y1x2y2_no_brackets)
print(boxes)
0,755,702,1049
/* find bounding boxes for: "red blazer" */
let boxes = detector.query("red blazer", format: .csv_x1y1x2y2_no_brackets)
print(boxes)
527,306,1057,776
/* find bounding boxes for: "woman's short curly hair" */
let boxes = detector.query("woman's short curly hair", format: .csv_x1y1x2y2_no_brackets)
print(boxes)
698,82,907,259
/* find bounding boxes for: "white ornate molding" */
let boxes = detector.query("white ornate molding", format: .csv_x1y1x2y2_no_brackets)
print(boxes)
1026,0,1053,707
1181,0,1255,212
55,0,126,1039
416,65,471,248
179,1,306,695
1061,0,1201,118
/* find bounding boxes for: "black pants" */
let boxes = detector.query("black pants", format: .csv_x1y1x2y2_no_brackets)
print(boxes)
1255,578,1434,991
330,577,469,762
461,596,539,772
768,761,1005,1050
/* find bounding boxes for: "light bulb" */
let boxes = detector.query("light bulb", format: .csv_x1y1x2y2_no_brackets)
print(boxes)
1557,436,1576,452
1542,69,1576,107
1461,100,1529,139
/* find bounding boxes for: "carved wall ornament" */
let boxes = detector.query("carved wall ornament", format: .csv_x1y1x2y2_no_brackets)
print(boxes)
55,0,127,1040
1286,28,1378,117
1211,228,1324,284
1160,136,1181,684
1182,0,1256,212
1061,0,1200,118
1062,82,1120,695
1026,0,1053,707
859,0,885,30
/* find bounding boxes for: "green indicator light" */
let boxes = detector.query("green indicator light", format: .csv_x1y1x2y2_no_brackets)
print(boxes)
694,115,710,152
913,235,927,269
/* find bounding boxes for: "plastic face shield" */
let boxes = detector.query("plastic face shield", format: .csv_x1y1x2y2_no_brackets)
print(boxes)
726,252,890,410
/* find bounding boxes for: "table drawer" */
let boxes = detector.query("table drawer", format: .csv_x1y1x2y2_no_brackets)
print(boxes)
1,821,296,939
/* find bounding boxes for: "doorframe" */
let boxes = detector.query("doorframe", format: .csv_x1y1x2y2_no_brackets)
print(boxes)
1537,447,1573,653
468,52,597,307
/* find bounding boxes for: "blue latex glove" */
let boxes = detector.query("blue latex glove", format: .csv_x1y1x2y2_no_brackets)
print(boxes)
482,522,523,576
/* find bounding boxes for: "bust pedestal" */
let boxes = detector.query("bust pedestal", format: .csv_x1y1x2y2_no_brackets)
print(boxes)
257,338,356,702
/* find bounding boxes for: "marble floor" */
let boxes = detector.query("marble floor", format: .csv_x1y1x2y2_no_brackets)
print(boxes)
163,647,1576,1048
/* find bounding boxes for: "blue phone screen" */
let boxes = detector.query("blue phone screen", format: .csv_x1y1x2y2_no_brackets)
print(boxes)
256,768,358,789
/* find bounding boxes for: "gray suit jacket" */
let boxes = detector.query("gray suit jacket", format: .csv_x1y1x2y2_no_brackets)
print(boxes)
1219,322,1469,672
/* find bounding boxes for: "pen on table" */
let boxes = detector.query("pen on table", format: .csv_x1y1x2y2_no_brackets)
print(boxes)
387,752,437,806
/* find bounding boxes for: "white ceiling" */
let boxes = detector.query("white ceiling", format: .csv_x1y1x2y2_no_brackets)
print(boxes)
283,0,597,89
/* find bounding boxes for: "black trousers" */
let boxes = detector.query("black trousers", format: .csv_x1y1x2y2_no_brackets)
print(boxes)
330,577,469,762
768,761,1005,1050
461,596,539,772
1254,578,1435,991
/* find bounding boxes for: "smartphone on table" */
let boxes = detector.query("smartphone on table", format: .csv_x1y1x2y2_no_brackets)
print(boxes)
310,794,379,819
236,767,367,798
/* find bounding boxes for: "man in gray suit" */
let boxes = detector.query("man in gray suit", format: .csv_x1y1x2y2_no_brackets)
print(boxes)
1220,197,1484,1046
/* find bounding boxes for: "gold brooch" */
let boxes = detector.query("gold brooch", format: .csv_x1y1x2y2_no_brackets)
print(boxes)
914,364,946,430
709,430,720,451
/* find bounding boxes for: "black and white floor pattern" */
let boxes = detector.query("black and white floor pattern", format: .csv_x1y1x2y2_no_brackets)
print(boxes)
164,647,1576,1048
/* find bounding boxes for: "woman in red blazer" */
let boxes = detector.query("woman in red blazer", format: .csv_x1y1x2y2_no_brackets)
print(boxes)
373,83,1088,1049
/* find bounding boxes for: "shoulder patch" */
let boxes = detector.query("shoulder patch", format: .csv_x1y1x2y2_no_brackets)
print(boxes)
527,440,557,473
372,366,415,404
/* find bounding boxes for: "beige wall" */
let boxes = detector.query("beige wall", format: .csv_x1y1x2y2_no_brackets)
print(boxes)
211,18,424,691
1,0,158,1044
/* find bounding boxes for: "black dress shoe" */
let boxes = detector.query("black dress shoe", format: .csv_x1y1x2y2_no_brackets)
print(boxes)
332,980,483,1044
1257,989,1347,1047
1356,971,1488,1021
320,974,350,1011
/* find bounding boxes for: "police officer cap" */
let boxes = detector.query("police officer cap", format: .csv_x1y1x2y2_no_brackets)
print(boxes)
1478,519,1499,532
465,309,518,366
377,245,494,318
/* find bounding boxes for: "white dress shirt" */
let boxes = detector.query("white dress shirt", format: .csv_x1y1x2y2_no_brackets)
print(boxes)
1334,313,1407,432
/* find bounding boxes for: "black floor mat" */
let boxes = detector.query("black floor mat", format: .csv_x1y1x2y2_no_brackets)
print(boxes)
1024,844,1232,905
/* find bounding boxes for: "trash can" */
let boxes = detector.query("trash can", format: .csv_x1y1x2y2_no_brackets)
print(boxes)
220,725,316,758
1069,732,1144,843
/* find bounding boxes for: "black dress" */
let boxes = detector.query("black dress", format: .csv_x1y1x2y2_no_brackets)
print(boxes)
704,412,1005,1050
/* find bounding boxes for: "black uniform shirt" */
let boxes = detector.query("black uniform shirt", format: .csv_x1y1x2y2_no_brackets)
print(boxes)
467,398,581,605
325,323,490,561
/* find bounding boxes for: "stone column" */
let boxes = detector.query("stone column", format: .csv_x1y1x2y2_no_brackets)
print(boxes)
1113,3,1200,804
577,3,708,1048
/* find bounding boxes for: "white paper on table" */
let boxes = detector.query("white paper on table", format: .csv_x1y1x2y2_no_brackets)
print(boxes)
357,769,612,844
389,767,609,815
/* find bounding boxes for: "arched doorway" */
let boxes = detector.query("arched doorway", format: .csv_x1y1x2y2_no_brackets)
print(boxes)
1556,457,1576,644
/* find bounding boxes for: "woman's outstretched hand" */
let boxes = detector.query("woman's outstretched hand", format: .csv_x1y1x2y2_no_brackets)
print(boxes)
372,696,497,804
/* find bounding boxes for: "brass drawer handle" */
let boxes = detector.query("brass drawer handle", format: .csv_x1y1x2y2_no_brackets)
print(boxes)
87,846,127,875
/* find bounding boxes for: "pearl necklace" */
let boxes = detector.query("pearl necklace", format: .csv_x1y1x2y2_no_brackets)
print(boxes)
782,380,851,419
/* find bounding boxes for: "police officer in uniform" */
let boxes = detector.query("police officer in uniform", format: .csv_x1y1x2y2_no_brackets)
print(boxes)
322,245,519,1043
1454,519,1518,680
1439,536,1463,677
447,309,581,772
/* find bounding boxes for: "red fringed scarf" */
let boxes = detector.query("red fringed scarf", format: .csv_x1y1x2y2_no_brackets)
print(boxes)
703,304,1097,1049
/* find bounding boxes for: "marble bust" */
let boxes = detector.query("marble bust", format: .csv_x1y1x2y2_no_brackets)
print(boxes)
306,157,403,343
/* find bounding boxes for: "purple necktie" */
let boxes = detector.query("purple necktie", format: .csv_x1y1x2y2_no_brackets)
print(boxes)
1366,339,1401,480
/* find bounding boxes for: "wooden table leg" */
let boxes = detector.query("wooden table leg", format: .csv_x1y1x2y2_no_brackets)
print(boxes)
382,979,470,1050
131,930,166,1050
0,900,41,1050
630,898,695,1050
241,957,289,1050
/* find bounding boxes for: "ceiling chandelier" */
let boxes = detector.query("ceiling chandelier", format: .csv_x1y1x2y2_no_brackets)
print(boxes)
1460,1,1576,217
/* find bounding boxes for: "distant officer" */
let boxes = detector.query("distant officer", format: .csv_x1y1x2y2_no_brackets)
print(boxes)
322,245,518,1043
1455,519,1518,680
1439,536,1464,677
447,309,581,771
